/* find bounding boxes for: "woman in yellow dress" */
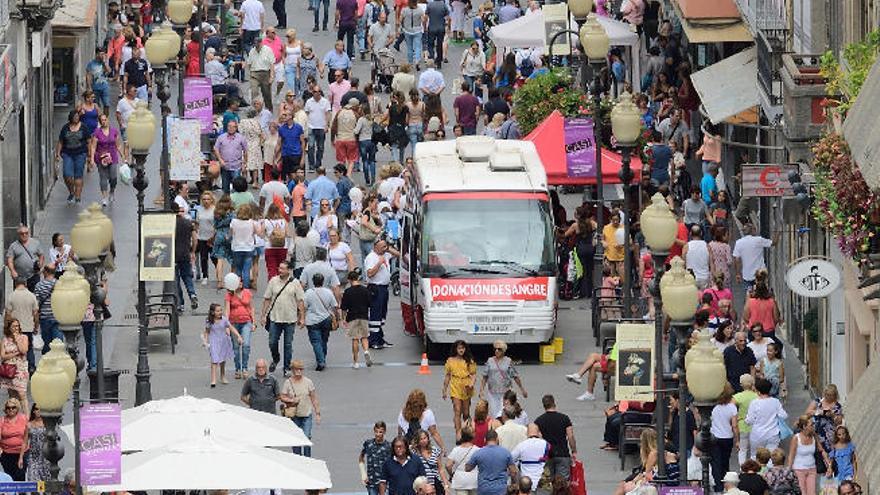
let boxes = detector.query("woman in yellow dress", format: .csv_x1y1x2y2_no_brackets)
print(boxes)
443,340,477,441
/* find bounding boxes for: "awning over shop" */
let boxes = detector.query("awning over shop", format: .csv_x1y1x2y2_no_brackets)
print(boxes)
524,110,643,186
691,47,759,125
842,58,880,191
672,0,753,44
844,360,880,489
51,0,98,29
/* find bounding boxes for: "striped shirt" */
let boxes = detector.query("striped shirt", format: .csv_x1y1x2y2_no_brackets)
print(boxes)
34,278,57,320
413,446,442,485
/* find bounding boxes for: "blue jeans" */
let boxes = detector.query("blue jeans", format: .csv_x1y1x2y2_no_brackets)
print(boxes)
232,250,254,288
307,317,332,366
269,321,296,370
357,16,367,53
25,333,35,373
242,29,260,53
175,258,196,306
284,64,298,94
308,129,326,170
93,85,111,108
424,30,444,67
39,318,62,354
404,32,422,65
81,321,97,371
231,322,253,372
312,0,330,28
390,144,406,163
407,124,423,157
292,414,313,456
62,152,87,179
221,167,241,194
358,140,376,185
367,487,380,495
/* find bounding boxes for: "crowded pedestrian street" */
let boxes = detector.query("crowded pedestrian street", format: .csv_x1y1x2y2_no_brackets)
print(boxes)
0,0,879,494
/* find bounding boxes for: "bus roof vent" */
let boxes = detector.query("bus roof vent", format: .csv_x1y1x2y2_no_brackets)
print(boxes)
489,149,526,172
456,136,495,162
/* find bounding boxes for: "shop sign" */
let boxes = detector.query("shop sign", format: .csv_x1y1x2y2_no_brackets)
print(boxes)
615,323,655,402
786,257,841,298
741,164,798,197
565,117,596,178
429,278,550,301
79,403,122,485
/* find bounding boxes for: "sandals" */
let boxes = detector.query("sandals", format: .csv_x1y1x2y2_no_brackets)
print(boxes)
600,444,618,451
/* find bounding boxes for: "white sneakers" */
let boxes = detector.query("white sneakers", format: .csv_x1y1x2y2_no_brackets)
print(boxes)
351,362,360,369
565,373,583,384
576,391,596,401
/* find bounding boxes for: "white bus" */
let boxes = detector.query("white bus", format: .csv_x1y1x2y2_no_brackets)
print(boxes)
399,136,558,357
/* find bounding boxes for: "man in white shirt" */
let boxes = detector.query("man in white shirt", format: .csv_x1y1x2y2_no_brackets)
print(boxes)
247,38,276,112
304,89,332,170
732,223,773,291
239,0,265,53
259,168,291,214
495,407,528,452
682,225,712,289
417,60,446,97
365,238,399,349
368,12,395,55
115,84,140,162
510,424,549,492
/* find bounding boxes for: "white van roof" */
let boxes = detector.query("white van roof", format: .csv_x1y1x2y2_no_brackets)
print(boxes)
412,136,549,193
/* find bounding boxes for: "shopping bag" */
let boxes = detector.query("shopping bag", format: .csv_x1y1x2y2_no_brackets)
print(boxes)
778,417,794,441
119,162,133,185
569,459,587,495
820,478,839,495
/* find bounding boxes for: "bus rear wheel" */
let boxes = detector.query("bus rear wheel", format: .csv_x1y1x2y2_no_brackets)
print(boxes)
423,335,444,361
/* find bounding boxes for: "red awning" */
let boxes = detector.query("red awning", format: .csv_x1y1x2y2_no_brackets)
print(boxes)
524,110,643,186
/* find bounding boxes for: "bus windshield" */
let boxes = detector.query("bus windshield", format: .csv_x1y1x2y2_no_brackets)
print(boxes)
421,198,556,277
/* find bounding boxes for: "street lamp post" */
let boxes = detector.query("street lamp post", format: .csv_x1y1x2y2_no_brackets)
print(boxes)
610,92,640,317
127,102,158,405
660,257,700,484
686,332,728,494
579,14,609,296
30,351,75,492
146,33,175,212
49,259,90,493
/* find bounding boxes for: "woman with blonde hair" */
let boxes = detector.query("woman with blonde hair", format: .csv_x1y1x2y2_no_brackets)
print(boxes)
0,397,28,480
398,389,446,453
213,194,235,289
787,415,831,495
195,192,217,285
262,203,289,280
805,383,843,454
482,113,506,138
764,449,800,494
469,399,490,447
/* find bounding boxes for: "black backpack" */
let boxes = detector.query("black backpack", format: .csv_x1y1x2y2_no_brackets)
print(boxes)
368,2,390,24
404,417,421,443
519,50,534,78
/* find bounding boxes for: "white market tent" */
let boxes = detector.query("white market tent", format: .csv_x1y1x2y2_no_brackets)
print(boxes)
488,12,641,86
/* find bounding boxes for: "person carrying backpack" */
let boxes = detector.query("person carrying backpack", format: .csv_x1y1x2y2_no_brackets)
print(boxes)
397,389,447,453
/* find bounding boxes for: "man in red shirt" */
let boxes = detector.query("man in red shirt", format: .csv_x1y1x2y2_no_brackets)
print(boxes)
453,82,481,135
666,211,688,264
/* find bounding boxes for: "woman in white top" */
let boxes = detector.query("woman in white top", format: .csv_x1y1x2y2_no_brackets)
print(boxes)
747,322,771,361
397,388,446,453
194,192,216,284
173,181,191,217
229,203,264,289
327,228,355,287
745,377,788,459
446,426,480,495
284,29,303,94
787,415,831,495
311,199,338,248
48,233,75,275
263,121,280,173
709,383,739,493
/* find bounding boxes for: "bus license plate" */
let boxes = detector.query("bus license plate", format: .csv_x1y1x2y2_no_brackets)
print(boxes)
471,324,510,334
467,315,514,334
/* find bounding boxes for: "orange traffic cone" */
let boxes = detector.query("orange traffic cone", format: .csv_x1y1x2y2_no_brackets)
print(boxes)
418,353,431,375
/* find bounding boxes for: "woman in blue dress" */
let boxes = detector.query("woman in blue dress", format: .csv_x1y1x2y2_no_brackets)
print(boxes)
830,425,857,482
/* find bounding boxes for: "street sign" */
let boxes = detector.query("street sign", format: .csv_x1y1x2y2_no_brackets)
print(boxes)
0,481,45,492
741,164,799,197
786,257,841,298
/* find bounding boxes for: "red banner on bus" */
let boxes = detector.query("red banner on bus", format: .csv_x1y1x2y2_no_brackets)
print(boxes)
429,278,551,301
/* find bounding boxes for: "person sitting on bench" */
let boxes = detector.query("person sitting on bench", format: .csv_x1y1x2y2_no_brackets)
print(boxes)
564,342,618,401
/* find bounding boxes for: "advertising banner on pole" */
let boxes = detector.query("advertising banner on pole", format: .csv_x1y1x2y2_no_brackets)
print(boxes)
660,487,703,495
614,323,656,402
182,77,213,134
741,164,798,197
169,117,203,181
140,212,177,281
80,403,122,486
542,3,570,56
564,118,596,178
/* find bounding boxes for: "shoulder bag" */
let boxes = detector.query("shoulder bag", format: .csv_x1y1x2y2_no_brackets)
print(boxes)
265,276,295,328
814,440,828,474
281,377,299,417
316,290,338,330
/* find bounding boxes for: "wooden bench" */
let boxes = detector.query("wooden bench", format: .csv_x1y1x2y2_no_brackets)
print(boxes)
618,411,654,470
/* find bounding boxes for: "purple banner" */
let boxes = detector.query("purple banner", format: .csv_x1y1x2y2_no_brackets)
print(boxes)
183,77,213,134
564,117,596,178
79,403,122,485
660,487,704,495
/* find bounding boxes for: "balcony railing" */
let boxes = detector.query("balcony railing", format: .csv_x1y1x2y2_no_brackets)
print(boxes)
735,0,786,33
758,28,788,108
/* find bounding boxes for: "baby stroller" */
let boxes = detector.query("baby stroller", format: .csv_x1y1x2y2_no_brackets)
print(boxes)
372,48,398,93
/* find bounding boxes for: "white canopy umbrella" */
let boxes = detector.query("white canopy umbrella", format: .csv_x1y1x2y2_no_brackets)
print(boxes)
88,433,332,491
62,394,311,451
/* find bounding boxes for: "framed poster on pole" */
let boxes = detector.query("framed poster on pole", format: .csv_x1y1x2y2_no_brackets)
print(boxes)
614,323,656,402
140,212,176,281
169,117,203,181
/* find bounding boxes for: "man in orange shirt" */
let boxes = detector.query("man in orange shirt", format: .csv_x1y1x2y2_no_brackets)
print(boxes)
289,168,309,225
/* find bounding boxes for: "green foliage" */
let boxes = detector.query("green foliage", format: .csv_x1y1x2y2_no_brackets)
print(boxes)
819,29,880,114
513,70,590,135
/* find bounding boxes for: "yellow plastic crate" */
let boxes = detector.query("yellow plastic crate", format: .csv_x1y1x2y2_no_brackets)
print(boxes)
540,345,556,363
553,337,564,354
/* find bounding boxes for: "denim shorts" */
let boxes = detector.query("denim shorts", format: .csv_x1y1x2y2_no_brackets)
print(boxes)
93,85,111,107
62,152,87,179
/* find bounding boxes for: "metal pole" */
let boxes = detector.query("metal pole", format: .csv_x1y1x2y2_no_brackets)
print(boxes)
60,324,83,495
133,151,153,406
198,2,205,74
80,258,108,401
42,410,64,485
592,70,605,296
156,65,172,212
619,147,634,317
673,321,693,484
696,403,714,495
651,251,668,481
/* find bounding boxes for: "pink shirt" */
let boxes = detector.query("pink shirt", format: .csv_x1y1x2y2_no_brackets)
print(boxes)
262,36,284,63
699,134,721,163
328,80,352,112
747,297,777,332
357,0,368,17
